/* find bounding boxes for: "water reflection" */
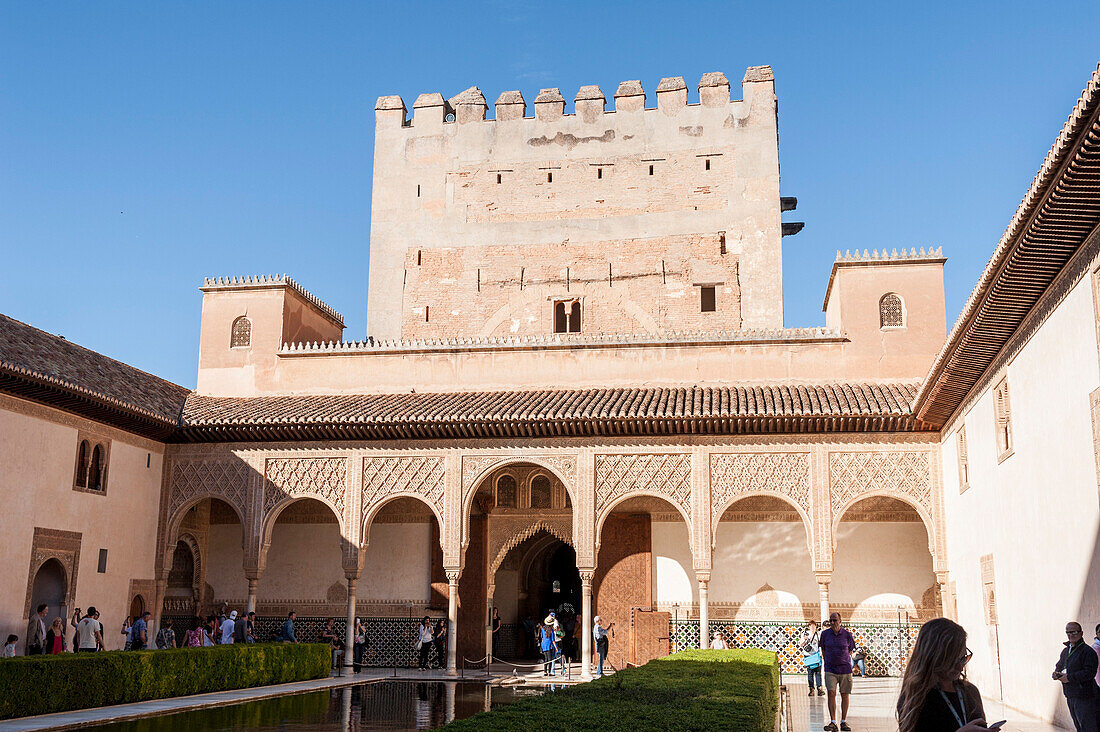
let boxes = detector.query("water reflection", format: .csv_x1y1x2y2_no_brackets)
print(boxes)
91,681,545,731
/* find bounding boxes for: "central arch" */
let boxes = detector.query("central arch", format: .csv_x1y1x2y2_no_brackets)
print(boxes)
458,461,575,665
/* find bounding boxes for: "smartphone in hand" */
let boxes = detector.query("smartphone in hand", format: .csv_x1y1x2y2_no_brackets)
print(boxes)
988,721,1007,730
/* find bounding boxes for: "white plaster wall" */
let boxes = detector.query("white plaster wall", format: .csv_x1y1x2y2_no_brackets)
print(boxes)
0,401,164,651
712,521,816,605
261,523,344,602
941,270,1100,727
652,521,697,604
205,523,246,601
831,522,934,611
361,522,431,602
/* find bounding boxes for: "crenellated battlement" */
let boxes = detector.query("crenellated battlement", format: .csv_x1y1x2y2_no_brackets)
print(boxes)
833,247,945,264
374,67,772,127
201,275,344,326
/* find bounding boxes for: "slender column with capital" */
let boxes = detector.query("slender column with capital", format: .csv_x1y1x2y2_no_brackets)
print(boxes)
697,572,710,649
485,583,495,664
246,577,259,614
343,577,358,670
580,570,594,679
446,570,460,674
816,573,831,622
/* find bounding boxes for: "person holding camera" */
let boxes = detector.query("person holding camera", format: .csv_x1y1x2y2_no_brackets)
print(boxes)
593,616,614,677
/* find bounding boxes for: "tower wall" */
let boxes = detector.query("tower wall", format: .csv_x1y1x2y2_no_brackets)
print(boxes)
368,68,783,340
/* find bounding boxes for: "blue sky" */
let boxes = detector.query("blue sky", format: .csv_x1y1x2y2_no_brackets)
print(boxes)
2,1,1098,388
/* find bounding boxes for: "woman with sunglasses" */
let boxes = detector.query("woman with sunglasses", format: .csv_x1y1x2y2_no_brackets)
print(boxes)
897,618,989,732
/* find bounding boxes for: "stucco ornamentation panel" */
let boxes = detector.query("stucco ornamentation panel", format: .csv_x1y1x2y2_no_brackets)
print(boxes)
709,452,811,523
487,514,573,576
829,451,932,514
594,453,692,519
461,454,577,498
169,458,250,521
362,456,445,519
264,457,348,518
23,527,82,618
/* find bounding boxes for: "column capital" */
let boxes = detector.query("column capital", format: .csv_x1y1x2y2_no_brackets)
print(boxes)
579,569,595,584
814,572,832,585
446,569,462,583
696,570,711,585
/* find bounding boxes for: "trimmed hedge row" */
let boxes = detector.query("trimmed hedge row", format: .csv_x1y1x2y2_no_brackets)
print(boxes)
0,642,330,720
445,648,780,732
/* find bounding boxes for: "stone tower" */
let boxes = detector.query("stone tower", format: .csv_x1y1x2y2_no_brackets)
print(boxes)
367,67,790,341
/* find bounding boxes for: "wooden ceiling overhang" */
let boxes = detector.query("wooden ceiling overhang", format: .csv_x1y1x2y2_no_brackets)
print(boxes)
914,64,1100,428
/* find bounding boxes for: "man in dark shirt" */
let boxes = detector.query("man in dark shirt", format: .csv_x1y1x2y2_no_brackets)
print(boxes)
1053,621,1100,732
820,612,856,732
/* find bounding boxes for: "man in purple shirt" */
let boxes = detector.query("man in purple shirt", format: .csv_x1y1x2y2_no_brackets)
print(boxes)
820,612,856,731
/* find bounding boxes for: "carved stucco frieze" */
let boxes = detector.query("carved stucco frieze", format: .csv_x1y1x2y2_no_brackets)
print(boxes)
709,452,811,524
487,514,573,576
594,453,692,520
168,458,250,524
263,457,348,523
24,528,82,618
828,451,933,515
461,454,578,501
362,456,446,525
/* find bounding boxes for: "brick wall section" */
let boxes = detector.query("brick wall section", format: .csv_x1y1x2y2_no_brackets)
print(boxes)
457,515,487,664
402,233,741,338
593,513,651,665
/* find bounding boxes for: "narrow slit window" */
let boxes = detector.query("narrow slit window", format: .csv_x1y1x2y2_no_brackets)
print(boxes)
701,286,716,312
648,164,654,176
416,184,421,197
496,173,502,184
705,158,711,171
547,171,553,183
597,167,603,179
417,250,422,266
97,549,108,574
424,305,429,323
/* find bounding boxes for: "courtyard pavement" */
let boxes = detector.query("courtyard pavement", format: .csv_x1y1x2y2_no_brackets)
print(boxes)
787,676,1067,732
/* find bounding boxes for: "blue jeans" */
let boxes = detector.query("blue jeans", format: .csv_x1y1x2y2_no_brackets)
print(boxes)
597,648,607,675
807,665,822,689
854,658,866,676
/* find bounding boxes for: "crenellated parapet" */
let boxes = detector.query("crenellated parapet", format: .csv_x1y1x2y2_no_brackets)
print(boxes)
373,67,771,127
834,246,945,264
202,274,344,326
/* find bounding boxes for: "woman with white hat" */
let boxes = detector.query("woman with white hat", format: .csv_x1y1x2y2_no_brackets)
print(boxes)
540,615,558,676
711,630,728,650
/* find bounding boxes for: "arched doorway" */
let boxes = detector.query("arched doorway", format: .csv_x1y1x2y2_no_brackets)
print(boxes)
712,495,815,623
595,494,692,666
129,594,145,620
173,497,244,619
261,497,344,641
30,558,67,626
360,496,445,667
832,495,937,676
494,531,581,659
461,463,574,664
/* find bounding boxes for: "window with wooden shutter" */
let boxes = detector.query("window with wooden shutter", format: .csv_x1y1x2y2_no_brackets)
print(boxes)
957,427,969,492
993,378,1013,460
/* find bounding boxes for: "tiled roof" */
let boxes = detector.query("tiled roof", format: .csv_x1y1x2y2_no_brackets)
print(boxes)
915,63,1100,427
176,382,925,441
0,313,190,438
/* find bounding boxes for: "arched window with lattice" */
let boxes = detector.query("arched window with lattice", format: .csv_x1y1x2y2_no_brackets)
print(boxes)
74,440,89,488
230,316,252,348
495,475,517,508
530,475,552,509
879,293,905,328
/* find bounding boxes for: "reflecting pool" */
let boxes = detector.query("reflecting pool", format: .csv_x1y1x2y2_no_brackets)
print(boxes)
90,681,547,731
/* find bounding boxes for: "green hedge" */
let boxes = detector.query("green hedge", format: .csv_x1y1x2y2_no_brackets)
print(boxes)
445,648,780,732
0,643,330,720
